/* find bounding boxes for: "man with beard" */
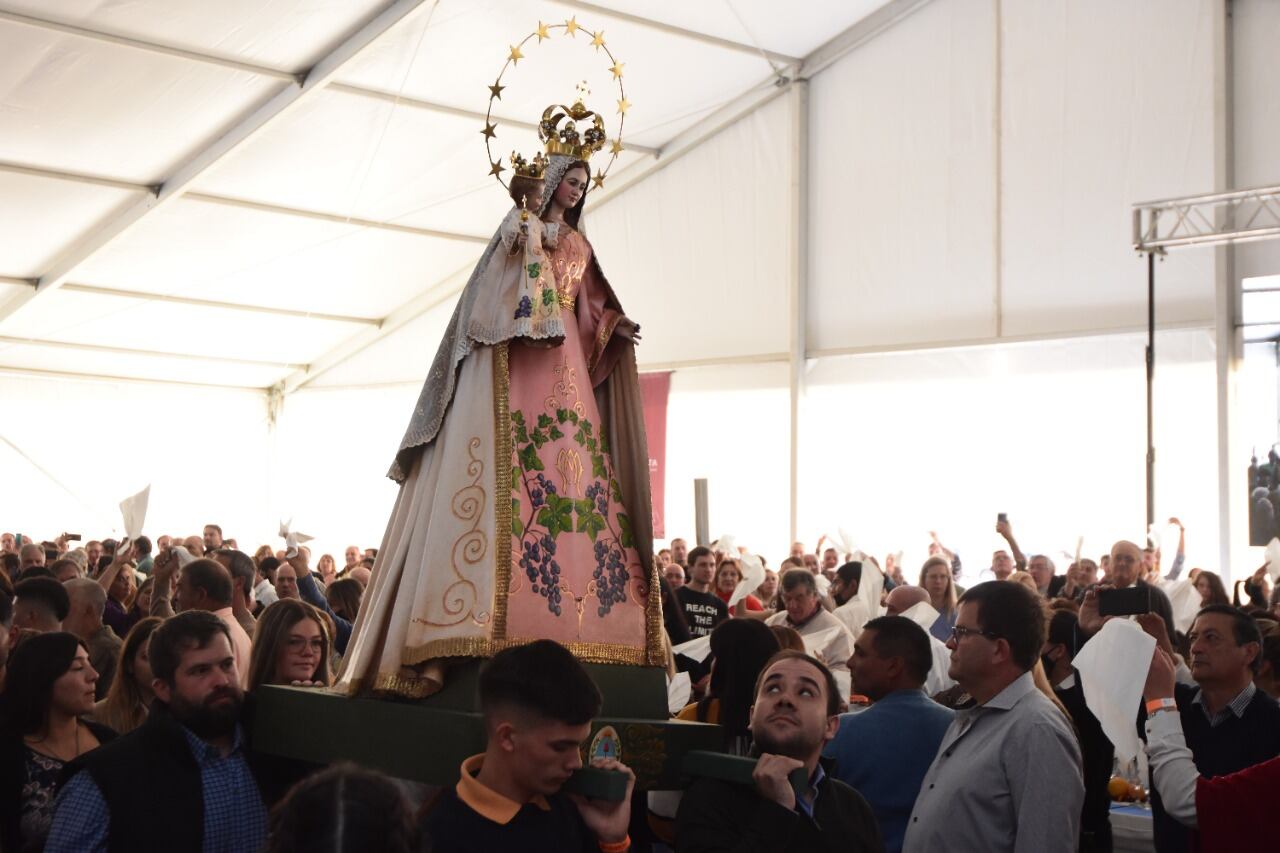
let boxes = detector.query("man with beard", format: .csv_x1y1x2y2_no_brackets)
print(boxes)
830,561,869,640
676,650,883,852
47,611,270,851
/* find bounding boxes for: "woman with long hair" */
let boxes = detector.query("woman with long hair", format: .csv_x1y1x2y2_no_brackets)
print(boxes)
90,617,161,735
920,556,958,643
0,632,115,851
677,619,781,754
325,578,364,624
1194,570,1230,607
247,600,332,691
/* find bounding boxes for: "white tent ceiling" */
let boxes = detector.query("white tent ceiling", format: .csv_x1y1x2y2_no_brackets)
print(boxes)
0,0,902,390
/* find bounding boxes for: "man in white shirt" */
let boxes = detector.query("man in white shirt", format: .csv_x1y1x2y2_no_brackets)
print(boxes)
768,569,854,700
831,561,869,640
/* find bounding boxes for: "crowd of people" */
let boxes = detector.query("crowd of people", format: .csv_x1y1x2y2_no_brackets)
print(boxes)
0,518,1277,852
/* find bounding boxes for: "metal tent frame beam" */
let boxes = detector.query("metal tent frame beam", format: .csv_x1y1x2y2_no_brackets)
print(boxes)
0,0,434,325
1133,184,1280,251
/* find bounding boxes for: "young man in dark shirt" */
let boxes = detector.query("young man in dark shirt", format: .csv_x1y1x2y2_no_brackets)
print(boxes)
676,650,884,853
675,546,728,639
422,640,636,853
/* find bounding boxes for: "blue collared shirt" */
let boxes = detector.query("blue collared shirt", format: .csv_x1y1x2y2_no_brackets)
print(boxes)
45,724,267,853
795,763,826,819
824,689,955,853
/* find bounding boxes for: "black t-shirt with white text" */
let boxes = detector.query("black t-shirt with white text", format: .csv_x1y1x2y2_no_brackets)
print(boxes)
675,586,729,638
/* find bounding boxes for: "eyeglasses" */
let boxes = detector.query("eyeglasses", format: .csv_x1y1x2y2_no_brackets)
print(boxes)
950,625,1001,642
285,637,325,654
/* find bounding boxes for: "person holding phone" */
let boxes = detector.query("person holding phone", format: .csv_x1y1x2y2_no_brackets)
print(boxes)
1082,541,1175,639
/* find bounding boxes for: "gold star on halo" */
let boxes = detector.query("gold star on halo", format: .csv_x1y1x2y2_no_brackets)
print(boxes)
610,139,624,155
480,121,497,139
535,21,551,42
609,60,625,79
489,161,505,177
489,81,505,99
508,44,524,64
564,16,579,36
591,30,606,51
592,170,606,189
616,97,631,115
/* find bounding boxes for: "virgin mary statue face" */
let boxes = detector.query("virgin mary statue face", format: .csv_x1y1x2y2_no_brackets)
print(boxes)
554,166,589,211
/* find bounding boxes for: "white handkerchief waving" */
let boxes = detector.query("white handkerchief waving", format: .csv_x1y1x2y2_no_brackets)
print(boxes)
1073,619,1157,764
278,518,314,559
729,552,766,608
119,485,151,542
667,672,692,716
899,600,940,632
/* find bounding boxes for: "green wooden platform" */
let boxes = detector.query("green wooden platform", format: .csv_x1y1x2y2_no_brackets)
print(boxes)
251,662,722,790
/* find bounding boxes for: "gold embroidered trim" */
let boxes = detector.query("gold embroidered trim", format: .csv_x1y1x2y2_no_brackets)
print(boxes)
590,312,624,375
418,436,489,627
492,342,512,641
644,556,665,665
401,634,654,667
368,670,445,698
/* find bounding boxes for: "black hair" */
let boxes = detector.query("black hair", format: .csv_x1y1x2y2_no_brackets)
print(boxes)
862,615,933,685
702,619,781,746
2,552,20,579
267,763,421,853
836,561,863,586
1194,604,1263,673
133,535,152,557
0,589,11,627
15,576,71,621
183,558,233,607
148,610,232,685
478,639,601,726
1047,610,1082,660
259,556,281,579
753,650,842,717
0,632,86,735
17,566,54,582
957,581,1046,672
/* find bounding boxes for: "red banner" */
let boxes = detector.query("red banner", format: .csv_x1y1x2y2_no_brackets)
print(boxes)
639,371,671,539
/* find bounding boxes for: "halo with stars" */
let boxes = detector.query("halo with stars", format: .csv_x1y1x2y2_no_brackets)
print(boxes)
483,16,629,192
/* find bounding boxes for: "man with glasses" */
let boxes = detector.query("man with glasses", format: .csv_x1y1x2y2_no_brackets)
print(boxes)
902,581,1083,853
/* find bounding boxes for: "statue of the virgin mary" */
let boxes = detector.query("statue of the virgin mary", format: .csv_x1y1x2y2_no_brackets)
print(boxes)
337,93,664,698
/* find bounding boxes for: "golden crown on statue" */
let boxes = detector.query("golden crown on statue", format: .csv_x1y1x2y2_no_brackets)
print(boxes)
539,82,607,161
509,150,548,179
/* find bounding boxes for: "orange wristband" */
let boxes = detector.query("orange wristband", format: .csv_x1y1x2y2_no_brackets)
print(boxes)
598,836,630,853
1145,698,1176,715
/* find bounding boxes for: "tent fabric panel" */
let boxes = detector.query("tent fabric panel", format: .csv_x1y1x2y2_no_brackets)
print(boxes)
0,339,290,388
807,0,998,352
0,0,391,71
580,0,893,59
0,20,285,183
0,372,274,543
998,0,1217,336
1232,0,1280,282
11,288,362,367
798,326,1219,578
335,0,777,151
71,197,483,320
0,172,146,279
306,297,458,388
661,361,791,555
589,94,793,366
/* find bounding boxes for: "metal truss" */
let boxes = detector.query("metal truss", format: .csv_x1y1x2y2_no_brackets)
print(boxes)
1133,184,1280,251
